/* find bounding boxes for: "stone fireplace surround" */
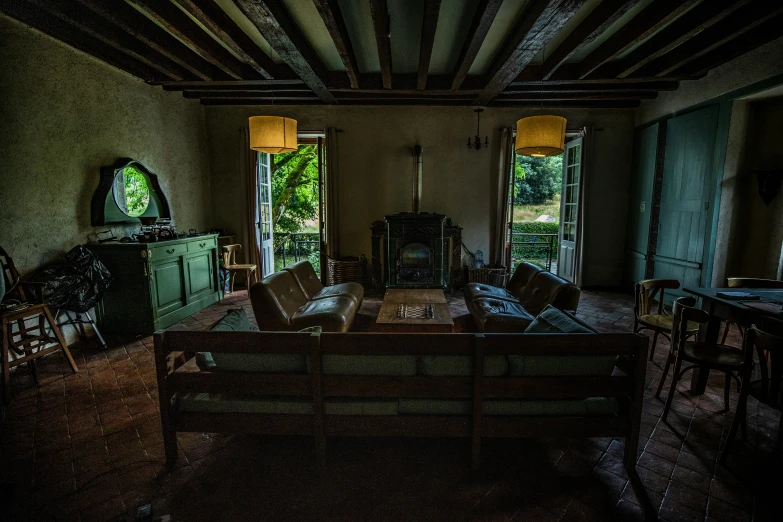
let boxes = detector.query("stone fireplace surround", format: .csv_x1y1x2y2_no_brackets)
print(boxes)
370,213,463,291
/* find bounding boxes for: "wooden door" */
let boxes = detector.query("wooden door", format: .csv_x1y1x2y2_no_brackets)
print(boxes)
184,252,215,302
150,259,185,318
257,152,274,277
654,105,719,297
558,138,582,282
625,123,660,285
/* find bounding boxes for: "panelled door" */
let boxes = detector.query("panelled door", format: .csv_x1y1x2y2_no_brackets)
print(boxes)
654,105,719,297
558,137,582,283
257,152,274,277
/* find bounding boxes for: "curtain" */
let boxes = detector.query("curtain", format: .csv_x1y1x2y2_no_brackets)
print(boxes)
325,127,340,258
492,127,514,265
240,126,261,271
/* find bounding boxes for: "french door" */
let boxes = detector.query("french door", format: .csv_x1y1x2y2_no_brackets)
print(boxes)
257,152,274,278
558,137,582,282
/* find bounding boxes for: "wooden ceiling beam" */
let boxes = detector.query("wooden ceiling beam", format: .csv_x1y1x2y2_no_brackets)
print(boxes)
541,0,640,81
669,13,783,78
155,79,305,88
572,0,698,80
369,0,393,89
313,0,360,89
27,0,194,81
491,100,639,108
127,0,257,80
633,1,783,78
514,63,697,83
0,0,165,81
233,0,336,103
450,0,502,90
72,0,222,81
474,0,587,106
328,73,485,91
200,99,322,105
174,0,278,79
495,91,656,101
601,0,751,78
417,0,442,90
184,91,318,99
503,82,677,93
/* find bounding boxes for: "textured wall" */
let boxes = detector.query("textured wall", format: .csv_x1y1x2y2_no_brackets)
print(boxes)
0,15,212,275
205,105,635,287
636,36,783,126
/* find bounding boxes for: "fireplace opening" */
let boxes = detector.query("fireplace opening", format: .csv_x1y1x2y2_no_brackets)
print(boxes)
401,243,432,268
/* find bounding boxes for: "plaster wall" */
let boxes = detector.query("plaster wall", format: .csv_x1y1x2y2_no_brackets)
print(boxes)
729,97,783,279
636,36,783,126
0,15,212,276
205,105,635,287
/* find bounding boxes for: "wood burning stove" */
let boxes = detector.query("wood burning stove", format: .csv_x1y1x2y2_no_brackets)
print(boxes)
386,213,445,288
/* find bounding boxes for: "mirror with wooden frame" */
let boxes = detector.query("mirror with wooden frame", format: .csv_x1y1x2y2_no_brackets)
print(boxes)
91,158,171,225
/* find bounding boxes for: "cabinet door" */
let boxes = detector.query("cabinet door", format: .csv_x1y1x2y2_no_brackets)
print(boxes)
185,252,215,302
150,259,186,318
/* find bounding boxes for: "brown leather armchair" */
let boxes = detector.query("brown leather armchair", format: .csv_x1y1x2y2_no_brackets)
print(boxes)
249,263,361,333
463,261,542,313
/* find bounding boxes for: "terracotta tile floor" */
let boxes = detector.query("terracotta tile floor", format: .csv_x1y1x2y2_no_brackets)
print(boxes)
2,289,781,521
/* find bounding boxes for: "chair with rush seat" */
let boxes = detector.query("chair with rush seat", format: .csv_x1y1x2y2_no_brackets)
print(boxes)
634,279,699,361
222,244,258,295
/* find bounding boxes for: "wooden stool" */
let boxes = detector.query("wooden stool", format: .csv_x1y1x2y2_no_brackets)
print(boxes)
1,247,78,403
222,244,258,295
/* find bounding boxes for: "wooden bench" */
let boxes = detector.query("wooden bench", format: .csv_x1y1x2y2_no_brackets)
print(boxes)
156,331,648,471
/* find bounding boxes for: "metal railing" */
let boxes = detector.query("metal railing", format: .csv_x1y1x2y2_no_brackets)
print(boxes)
509,232,557,272
275,232,320,270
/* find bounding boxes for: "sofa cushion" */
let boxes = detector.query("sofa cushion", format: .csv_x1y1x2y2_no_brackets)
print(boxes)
315,355,418,376
313,282,364,305
284,261,323,300
291,295,358,332
471,298,535,333
417,355,508,377
398,398,618,416
195,308,249,371
255,270,310,326
518,271,570,315
506,262,543,299
463,283,519,305
507,306,616,376
179,394,399,415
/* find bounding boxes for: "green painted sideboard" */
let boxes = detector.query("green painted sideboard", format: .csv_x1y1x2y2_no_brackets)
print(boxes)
91,234,221,334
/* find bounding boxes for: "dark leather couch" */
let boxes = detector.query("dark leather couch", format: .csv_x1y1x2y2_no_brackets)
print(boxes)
249,261,364,332
464,262,581,332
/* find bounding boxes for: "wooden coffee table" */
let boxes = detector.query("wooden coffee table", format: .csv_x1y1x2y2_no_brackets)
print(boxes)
375,289,454,333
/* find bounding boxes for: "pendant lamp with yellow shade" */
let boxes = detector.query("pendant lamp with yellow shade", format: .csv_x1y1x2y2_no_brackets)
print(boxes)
249,116,298,154
515,115,566,157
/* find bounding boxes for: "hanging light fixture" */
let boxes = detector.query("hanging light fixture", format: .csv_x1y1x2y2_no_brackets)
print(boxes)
248,116,297,154
467,108,489,151
515,115,567,157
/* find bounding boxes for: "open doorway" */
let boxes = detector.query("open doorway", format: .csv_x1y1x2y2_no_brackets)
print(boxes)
256,133,326,279
506,132,584,283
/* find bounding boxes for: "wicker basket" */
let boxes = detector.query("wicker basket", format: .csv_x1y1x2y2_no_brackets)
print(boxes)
467,265,507,287
327,255,368,286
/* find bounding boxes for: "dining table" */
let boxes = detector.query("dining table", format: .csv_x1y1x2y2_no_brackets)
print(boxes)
684,287,783,394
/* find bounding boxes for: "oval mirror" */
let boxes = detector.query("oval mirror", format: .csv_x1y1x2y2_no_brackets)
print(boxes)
112,166,150,217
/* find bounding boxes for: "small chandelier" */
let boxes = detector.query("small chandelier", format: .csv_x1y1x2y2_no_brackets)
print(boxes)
467,108,489,151
248,116,297,154
515,115,566,157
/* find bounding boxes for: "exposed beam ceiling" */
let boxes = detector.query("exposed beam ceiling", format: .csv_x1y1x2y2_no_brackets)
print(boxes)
475,0,588,106
313,0,360,89
369,0,393,89
233,0,336,103
2,0,777,108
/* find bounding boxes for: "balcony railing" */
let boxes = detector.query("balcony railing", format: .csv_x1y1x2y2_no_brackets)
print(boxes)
275,232,320,272
509,232,557,272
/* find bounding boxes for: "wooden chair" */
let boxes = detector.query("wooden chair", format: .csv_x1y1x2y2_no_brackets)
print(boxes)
721,278,783,344
634,279,699,361
720,327,783,463
659,296,743,422
1,246,78,403
222,244,257,294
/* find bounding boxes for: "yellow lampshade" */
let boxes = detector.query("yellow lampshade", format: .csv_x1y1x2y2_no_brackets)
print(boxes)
248,116,297,154
515,115,567,157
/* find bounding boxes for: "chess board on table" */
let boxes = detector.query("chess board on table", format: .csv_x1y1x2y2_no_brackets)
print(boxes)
375,289,453,333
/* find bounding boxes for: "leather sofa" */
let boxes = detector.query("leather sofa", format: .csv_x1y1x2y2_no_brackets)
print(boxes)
249,261,364,332
464,263,581,333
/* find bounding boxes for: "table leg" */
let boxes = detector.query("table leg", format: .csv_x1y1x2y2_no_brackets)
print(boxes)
690,298,721,394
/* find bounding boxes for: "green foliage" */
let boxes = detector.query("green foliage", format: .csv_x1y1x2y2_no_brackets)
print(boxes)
270,145,319,246
122,167,150,217
513,155,562,205
510,222,559,261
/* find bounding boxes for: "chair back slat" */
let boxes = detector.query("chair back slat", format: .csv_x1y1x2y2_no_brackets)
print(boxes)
0,245,25,302
635,279,680,318
671,296,702,355
222,244,242,267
